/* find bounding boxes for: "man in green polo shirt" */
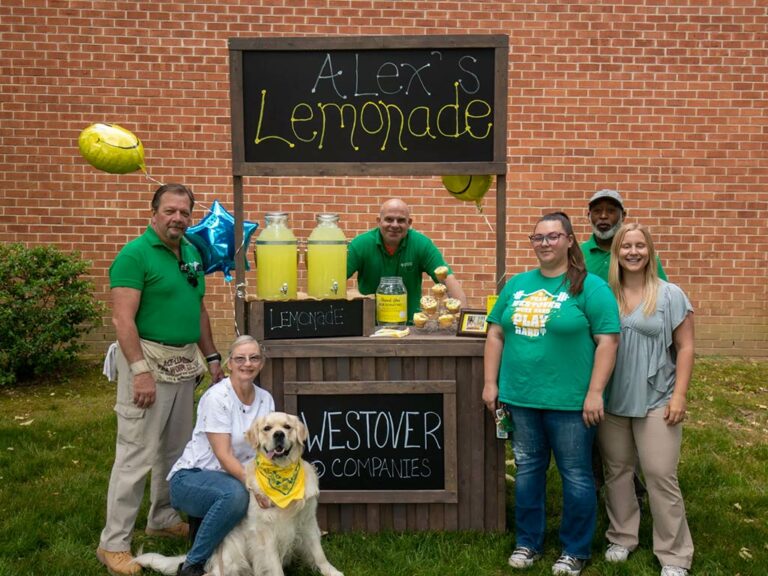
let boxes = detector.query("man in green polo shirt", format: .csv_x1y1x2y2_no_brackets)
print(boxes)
347,198,467,322
582,188,667,282
97,183,225,576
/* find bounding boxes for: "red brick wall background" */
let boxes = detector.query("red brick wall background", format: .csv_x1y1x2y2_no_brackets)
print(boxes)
1,1,766,357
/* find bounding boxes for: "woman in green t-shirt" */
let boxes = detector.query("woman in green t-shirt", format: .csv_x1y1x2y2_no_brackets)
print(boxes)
483,212,620,576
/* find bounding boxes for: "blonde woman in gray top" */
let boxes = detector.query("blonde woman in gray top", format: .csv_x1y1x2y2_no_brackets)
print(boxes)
598,224,695,576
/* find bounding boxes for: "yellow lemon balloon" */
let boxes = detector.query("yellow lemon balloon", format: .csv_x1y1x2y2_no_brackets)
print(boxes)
78,123,146,174
441,175,493,204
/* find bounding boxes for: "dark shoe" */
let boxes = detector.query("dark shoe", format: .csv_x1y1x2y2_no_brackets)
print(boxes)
176,562,206,576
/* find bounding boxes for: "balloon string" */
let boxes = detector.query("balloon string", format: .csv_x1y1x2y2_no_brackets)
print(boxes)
144,171,164,186
476,204,494,233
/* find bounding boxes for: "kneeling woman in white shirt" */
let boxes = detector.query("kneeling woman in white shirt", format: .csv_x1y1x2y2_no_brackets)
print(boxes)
168,335,275,576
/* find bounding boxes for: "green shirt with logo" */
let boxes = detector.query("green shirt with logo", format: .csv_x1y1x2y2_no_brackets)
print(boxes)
487,270,620,410
347,228,451,321
110,226,205,345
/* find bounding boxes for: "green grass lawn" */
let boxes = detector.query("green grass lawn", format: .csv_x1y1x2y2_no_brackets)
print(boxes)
0,358,765,576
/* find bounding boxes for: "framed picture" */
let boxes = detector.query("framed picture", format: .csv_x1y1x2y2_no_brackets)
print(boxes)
456,309,488,337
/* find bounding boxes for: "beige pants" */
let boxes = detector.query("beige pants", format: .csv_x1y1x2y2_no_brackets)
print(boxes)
598,408,694,569
99,348,195,551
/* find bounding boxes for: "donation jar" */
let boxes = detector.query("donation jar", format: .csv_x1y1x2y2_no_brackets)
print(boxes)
307,213,347,299
255,212,297,300
376,276,407,327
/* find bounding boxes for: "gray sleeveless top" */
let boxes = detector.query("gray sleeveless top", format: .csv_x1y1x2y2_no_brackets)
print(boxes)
604,281,693,417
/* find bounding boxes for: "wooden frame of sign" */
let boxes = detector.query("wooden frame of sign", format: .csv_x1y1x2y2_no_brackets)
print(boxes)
284,379,458,504
228,35,509,329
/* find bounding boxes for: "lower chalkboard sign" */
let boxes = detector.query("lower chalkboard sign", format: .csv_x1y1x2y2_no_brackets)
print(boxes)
262,299,364,339
298,393,445,491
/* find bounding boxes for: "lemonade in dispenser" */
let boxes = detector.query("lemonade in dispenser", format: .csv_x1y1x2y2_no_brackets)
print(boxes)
307,213,347,299
255,212,297,300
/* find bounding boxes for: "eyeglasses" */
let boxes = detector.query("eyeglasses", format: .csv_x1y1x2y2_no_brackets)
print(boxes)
231,354,263,366
179,261,202,287
529,232,567,246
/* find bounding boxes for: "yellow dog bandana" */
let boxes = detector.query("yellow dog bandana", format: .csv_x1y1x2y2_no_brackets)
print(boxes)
253,453,305,508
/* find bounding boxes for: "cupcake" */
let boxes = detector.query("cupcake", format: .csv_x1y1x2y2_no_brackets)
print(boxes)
434,266,449,282
413,312,429,328
438,314,455,329
431,283,448,298
444,298,461,313
420,295,438,314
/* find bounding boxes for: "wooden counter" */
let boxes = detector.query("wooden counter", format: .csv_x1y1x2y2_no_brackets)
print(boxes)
256,333,506,533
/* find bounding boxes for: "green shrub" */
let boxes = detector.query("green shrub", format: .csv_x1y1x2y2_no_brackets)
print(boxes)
0,243,105,386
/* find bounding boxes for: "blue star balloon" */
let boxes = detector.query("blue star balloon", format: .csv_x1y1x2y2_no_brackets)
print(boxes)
185,200,258,281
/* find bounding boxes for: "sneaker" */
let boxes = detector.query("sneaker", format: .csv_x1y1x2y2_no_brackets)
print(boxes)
605,543,631,563
661,566,689,576
96,547,142,576
508,546,541,568
551,554,585,576
145,521,189,538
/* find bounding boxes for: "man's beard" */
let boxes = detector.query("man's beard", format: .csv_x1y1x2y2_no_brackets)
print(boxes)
592,218,623,241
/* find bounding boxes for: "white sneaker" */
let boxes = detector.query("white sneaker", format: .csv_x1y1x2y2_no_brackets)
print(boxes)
604,543,631,562
661,566,689,576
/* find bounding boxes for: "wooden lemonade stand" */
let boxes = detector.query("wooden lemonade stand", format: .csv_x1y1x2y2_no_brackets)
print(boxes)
228,35,509,532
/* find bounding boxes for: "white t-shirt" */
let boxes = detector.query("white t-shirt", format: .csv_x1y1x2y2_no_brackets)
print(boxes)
168,377,275,479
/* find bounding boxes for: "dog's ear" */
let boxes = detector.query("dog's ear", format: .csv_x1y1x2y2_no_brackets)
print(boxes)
294,416,309,445
246,416,265,449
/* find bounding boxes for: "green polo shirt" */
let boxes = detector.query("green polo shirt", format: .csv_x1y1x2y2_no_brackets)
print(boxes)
347,228,451,321
110,226,205,345
582,234,667,282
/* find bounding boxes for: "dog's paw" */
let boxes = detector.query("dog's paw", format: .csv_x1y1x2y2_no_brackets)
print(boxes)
319,564,343,576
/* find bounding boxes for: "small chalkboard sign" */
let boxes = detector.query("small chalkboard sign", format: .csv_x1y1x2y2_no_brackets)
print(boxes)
261,299,364,340
285,380,458,503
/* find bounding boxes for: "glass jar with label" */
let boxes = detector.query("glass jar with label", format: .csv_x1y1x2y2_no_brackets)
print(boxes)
375,276,407,327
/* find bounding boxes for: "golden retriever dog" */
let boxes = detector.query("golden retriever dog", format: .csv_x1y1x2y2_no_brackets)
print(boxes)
134,412,343,576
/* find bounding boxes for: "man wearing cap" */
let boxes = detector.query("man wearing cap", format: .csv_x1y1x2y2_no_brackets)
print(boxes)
582,189,667,282
347,198,467,321
582,188,666,507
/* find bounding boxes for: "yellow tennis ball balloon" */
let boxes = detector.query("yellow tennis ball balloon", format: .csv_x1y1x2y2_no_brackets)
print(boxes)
78,123,146,174
441,175,493,203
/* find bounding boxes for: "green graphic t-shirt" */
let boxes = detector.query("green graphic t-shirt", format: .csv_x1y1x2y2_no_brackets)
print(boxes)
487,270,620,411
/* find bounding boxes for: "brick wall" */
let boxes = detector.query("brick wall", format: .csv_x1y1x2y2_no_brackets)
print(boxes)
1,1,766,357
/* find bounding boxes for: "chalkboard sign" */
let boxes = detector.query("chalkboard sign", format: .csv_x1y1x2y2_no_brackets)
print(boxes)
262,299,364,339
298,393,445,490
228,36,508,176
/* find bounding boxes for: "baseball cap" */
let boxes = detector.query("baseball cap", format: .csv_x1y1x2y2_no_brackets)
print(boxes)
588,189,624,210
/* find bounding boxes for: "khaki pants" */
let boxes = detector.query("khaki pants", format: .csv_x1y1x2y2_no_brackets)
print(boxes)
99,348,195,551
598,408,694,569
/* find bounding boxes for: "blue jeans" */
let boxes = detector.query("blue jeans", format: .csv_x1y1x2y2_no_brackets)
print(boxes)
506,405,597,559
169,468,249,566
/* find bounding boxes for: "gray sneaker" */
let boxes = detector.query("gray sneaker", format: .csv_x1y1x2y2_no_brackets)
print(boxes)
508,546,541,569
552,554,585,576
